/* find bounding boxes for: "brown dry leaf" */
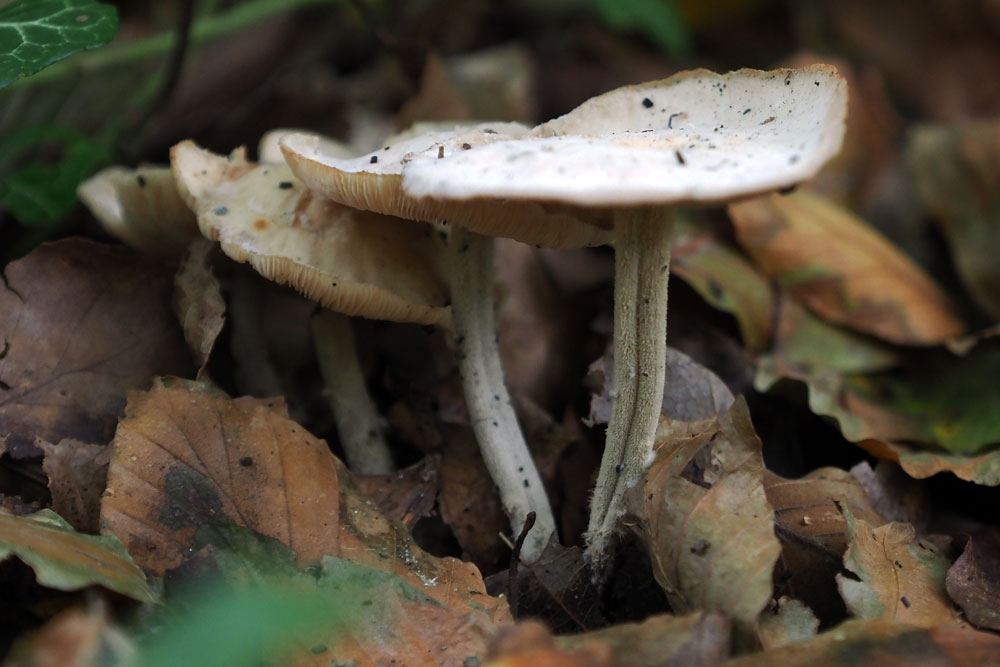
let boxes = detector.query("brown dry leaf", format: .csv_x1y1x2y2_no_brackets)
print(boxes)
836,507,964,628
729,191,964,345
100,378,510,665
850,461,930,530
353,457,439,529
173,239,226,374
908,120,1000,321
625,398,781,637
721,619,1000,666
37,439,111,533
765,467,885,624
0,239,193,459
945,528,1000,630
756,597,819,650
484,613,731,667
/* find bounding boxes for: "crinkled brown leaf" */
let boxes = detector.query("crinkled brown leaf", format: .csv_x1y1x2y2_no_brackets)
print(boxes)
38,438,110,533
721,619,1000,666
0,509,155,603
0,239,193,458
173,239,226,374
945,529,1000,631
908,120,1000,321
765,468,885,624
353,457,439,529
484,613,731,667
836,507,964,628
100,378,509,664
756,597,819,650
729,191,964,345
626,398,781,636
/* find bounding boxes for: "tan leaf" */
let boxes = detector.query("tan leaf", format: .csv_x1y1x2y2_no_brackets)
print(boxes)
945,529,1000,631
836,507,964,628
729,190,964,345
38,438,111,533
100,378,509,664
765,467,885,623
721,619,1000,666
626,398,781,636
0,239,193,459
172,240,226,373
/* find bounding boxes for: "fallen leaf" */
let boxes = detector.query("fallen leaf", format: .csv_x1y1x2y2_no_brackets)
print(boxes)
0,509,155,603
721,619,1000,666
945,528,1000,630
37,438,111,533
907,120,1000,321
172,240,226,374
836,506,963,628
0,239,193,458
483,612,731,667
353,457,440,529
626,398,781,637
3,603,134,667
729,190,964,345
850,461,930,529
765,467,885,624
756,597,819,650
100,378,510,664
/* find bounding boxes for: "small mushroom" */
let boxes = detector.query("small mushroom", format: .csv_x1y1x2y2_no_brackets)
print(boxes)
400,66,848,570
170,140,451,474
281,124,612,562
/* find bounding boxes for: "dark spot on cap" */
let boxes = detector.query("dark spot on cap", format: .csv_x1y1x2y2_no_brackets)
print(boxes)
253,219,269,231
437,146,445,159
814,81,820,86
789,155,800,164
642,97,653,108
761,116,775,125
212,206,228,215
239,456,254,467
384,146,390,150
742,108,751,115
901,596,911,608
675,151,686,165
136,174,146,187
370,155,378,164
278,181,293,189
462,143,472,150
523,479,530,487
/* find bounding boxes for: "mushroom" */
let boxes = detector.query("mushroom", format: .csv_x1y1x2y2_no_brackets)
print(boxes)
281,124,612,562
170,140,451,474
399,66,848,568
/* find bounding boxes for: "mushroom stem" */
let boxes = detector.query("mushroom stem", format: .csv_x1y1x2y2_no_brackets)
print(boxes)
586,207,673,569
449,226,557,563
312,309,394,475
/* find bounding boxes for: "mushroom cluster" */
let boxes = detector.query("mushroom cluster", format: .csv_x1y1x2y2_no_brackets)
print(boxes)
79,65,847,571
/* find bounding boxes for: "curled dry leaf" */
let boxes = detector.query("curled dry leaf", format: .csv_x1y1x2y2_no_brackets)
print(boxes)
172,239,226,373
37,438,111,533
907,120,1000,321
945,528,1000,631
721,619,1000,666
625,398,781,636
728,190,964,345
836,506,963,628
484,613,731,667
0,509,155,603
764,467,885,624
0,239,192,459
100,378,509,665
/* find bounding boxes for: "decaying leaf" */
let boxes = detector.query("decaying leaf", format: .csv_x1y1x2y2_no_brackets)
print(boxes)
100,378,510,664
721,619,1000,666
765,467,885,624
626,399,781,636
945,528,1000,631
907,120,1000,321
756,597,819,650
172,239,226,373
836,506,963,628
38,438,111,533
0,509,155,603
484,613,731,667
729,190,964,345
353,457,440,529
0,239,193,458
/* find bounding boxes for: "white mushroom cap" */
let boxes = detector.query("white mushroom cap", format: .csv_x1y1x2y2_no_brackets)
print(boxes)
257,128,354,165
279,124,614,249
170,140,451,327
77,166,199,256
401,66,848,207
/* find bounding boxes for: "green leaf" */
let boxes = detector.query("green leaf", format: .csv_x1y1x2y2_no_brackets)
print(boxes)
0,0,118,89
0,509,157,603
588,0,692,56
0,124,111,228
